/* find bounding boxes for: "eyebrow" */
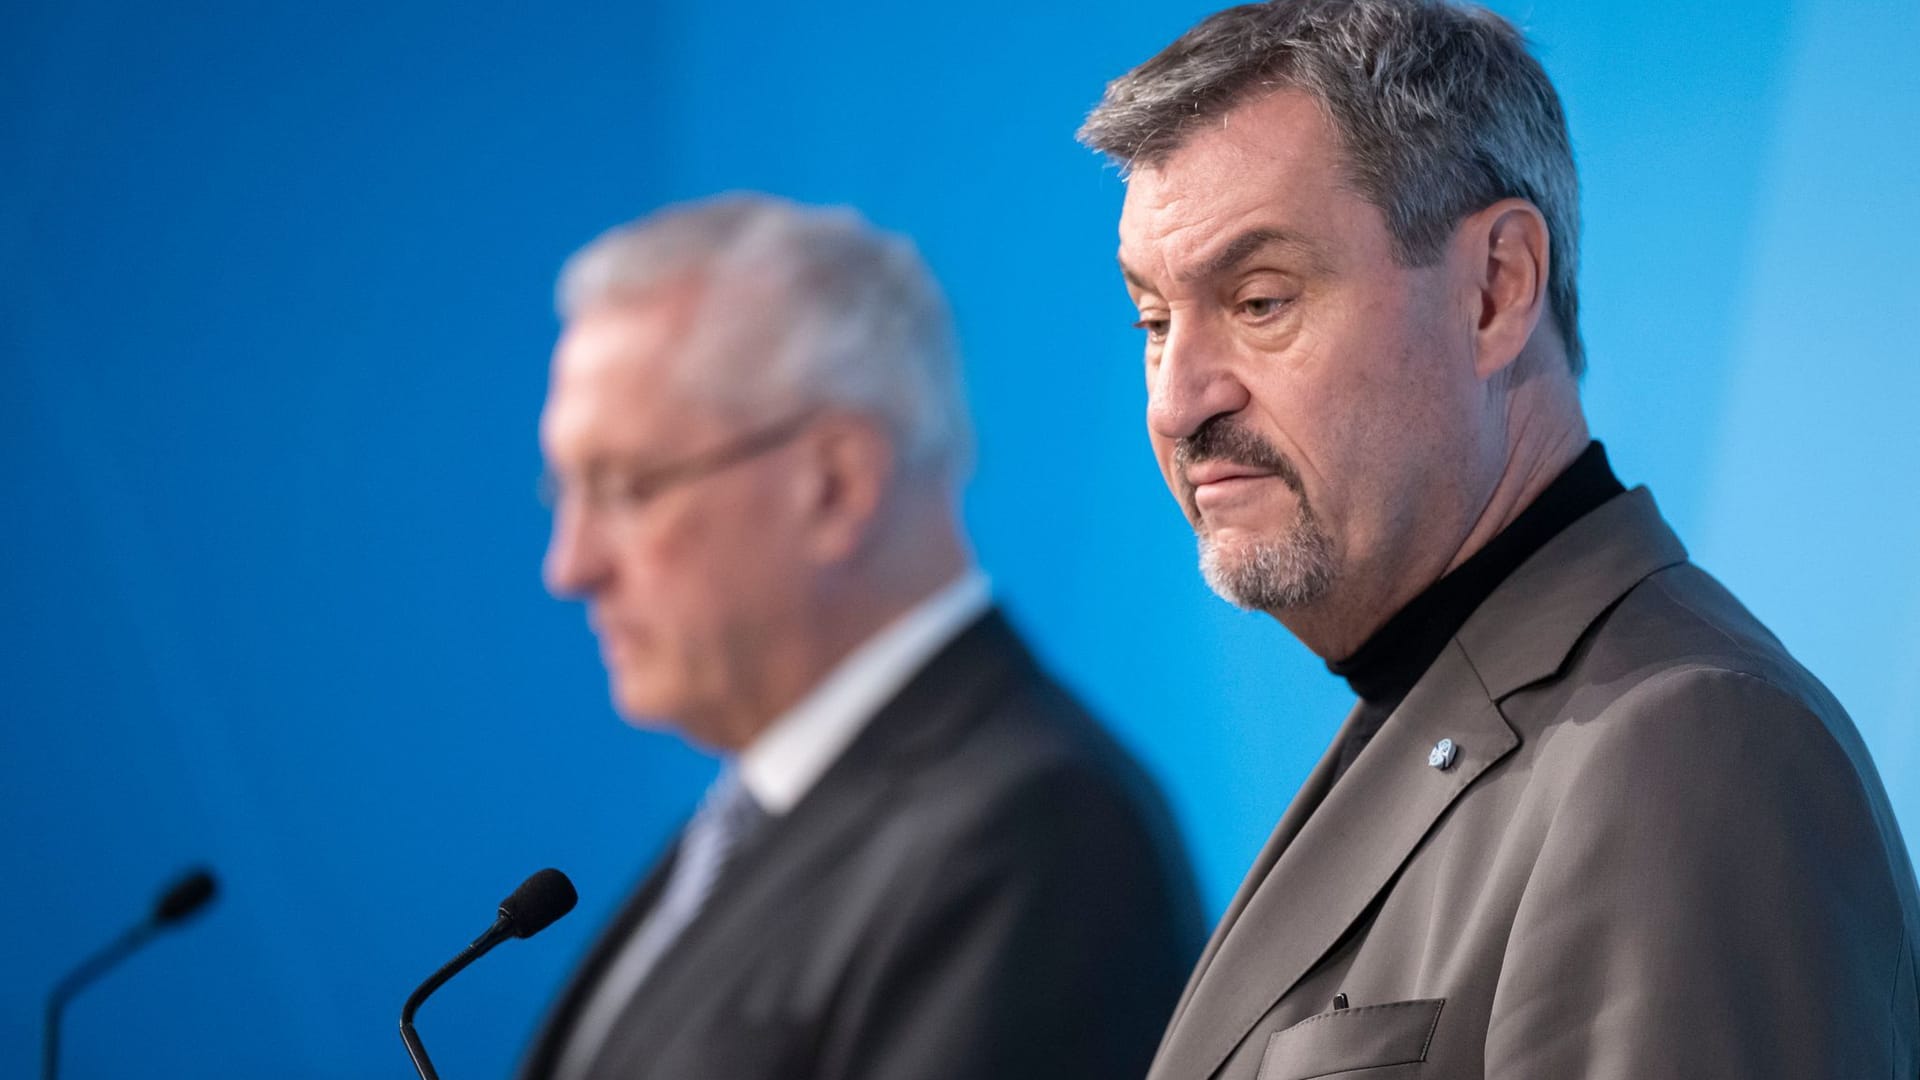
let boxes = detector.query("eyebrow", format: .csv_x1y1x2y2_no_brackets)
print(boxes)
1119,226,1327,292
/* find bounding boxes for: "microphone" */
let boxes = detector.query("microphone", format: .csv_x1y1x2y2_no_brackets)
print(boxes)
43,867,219,1080
400,868,578,1080
153,870,217,924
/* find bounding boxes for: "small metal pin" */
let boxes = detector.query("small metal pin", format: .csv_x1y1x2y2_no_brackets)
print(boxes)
1332,993,1349,1010
1428,738,1459,770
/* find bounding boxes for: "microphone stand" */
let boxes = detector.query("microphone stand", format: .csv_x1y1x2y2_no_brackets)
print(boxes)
43,920,161,1080
400,913,514,1080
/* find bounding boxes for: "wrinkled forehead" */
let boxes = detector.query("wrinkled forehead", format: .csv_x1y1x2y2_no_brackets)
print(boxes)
554,275,792,412
542,292,734,456
552,287,693,392
1116,90,1355,282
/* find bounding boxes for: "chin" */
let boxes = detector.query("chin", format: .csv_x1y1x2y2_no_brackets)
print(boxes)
1197,529,1338,612
609,678,682,731
613,708,679,734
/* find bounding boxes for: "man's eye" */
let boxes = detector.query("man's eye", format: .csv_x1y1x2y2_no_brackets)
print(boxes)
1238,297,1287,320
1133,317,1170,342
605,471,663,507
568,470,640,510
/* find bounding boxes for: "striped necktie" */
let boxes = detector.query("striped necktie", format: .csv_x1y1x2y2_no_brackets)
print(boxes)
555,768,769,1080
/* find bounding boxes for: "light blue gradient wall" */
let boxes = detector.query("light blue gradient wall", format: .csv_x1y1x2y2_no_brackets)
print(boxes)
4,1,1914,1076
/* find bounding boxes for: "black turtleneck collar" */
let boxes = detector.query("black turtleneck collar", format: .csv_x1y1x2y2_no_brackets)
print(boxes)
1324,441,1625,781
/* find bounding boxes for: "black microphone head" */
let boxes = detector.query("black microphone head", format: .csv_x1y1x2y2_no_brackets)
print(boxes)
153,868,218,926
497,868,576,939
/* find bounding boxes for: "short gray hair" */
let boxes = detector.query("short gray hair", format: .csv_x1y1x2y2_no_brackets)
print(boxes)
1079,0,1585,374
558,194,974,483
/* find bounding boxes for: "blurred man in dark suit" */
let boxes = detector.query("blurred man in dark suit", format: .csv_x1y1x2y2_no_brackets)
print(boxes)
522,194,1202,1080
1079,1,1920,1076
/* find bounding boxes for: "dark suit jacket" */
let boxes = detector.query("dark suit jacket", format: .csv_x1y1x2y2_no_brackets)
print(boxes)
1149,489,1920,1080
521,609,1204,1079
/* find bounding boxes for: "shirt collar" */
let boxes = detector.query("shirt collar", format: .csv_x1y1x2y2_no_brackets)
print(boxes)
737,569,992,815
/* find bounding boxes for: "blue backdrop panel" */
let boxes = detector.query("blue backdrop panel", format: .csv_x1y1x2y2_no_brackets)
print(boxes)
4,1,1914,1076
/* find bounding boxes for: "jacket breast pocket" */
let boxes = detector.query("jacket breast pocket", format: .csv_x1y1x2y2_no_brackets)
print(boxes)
1256,998,1444,1080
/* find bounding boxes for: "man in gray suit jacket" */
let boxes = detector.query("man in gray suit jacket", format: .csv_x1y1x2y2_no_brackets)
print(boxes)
526,194,1201,1078
1078,1,1920,1076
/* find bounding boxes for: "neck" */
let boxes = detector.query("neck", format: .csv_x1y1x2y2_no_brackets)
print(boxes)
1443,399,1590,578
716,503,972,752
1280,364,1589,660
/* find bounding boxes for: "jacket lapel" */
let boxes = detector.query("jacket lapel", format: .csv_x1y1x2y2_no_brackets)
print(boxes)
1457,488,1687,699
519,847,681,1078
673,609,1029,970
546,611,1030,1065
1152,645,1517,1080
1152,699,1358,1058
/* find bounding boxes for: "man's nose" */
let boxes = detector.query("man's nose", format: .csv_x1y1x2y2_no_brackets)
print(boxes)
1147,321,1250,442
543,500,609,599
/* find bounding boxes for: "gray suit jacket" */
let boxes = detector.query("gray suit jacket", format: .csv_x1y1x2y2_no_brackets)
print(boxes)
1150,489,1920,1080
519,610,1203,1079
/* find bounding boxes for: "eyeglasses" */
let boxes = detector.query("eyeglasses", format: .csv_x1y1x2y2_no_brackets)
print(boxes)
539,409,818,520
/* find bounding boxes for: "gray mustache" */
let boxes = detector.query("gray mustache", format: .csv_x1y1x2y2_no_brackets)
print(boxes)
1174,417,1307,499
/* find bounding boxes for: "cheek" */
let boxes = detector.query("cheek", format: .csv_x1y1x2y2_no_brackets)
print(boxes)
603,522,715,652
641,493,786,641
1147,433,1200,517
1237,326,1387,516
1148,433,1178,482
612,526,689,604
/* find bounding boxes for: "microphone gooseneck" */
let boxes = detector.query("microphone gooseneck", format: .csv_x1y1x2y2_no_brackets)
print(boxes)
399,868,577,1080
42,866,220,1080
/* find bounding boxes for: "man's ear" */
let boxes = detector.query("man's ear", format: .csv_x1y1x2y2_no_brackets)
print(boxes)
797,413,895,564
1463,198,1551,381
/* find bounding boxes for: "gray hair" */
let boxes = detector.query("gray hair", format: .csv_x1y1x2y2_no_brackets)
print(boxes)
558,194,974,483
1079,0,1585,374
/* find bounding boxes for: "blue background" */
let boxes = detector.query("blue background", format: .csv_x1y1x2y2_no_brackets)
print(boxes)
5,1,1916,1075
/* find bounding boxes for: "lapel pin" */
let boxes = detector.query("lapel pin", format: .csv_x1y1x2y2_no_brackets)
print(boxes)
1428,738,1459,771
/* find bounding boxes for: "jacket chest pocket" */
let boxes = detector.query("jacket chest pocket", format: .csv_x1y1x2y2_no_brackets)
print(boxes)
1256,998,1444,1080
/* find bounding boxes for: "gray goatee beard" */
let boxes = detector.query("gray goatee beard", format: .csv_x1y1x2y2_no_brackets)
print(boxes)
1197,508,1338,612
1174,414,1339,612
